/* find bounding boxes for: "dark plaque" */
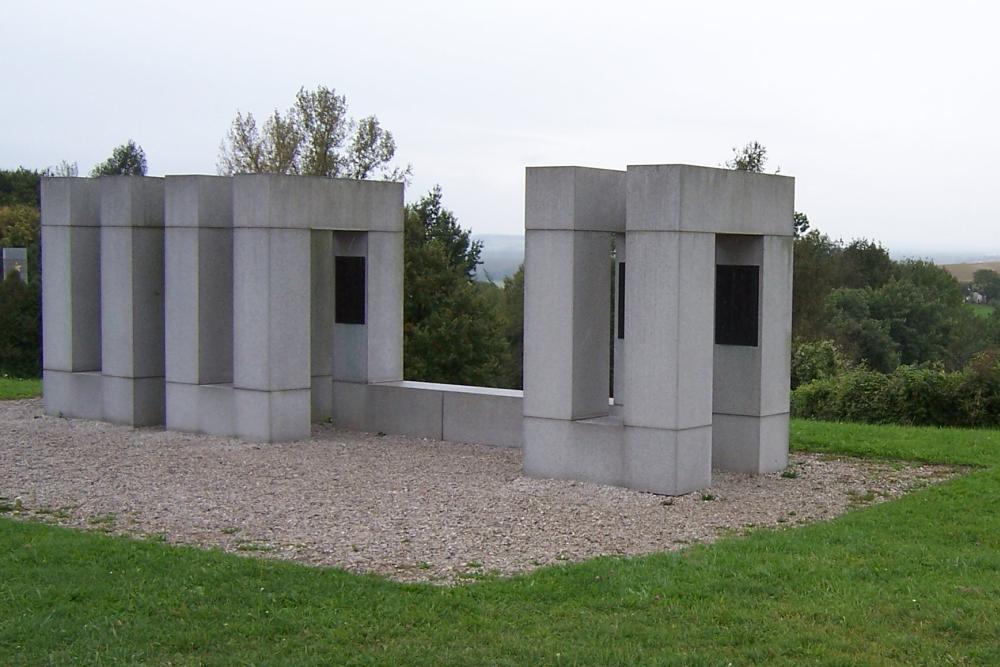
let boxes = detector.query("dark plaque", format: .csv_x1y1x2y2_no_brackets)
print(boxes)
617,262,625,339
335,256,366,324
715,265,759,346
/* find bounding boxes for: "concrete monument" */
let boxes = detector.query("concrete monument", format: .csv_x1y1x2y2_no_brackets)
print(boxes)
41,163,793,495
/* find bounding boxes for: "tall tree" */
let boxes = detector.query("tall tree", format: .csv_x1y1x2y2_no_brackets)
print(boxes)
218,85,410,181
839,239,894,289
403,187,509,386
501,264,525,388
91,140,147,176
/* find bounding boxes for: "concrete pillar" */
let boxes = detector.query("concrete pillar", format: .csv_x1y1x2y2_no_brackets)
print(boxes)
522,166,626,483
99,176,166,426
311,230,334,420
620,227,715,494
40,177,103,419
623,164,794,489
164,176,235,435
712,233,793,473
232,175,312,442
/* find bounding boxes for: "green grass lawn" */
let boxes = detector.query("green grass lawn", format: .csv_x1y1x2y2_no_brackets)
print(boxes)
0,376,41,400
2,420,1000,665
967,303,996,319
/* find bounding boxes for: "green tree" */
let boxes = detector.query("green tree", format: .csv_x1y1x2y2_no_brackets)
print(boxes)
792,229,842,341
972,269,1000,302
403,188,509,386
839,239,893,289
0,168,42,207
91,140,147,176
726,141,769,172
0,204,40,248
501,264,525,389
823,287,900,372
218,86,410,181
0,277,40,377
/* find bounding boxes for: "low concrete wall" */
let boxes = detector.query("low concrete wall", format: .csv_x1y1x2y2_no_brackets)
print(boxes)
331,380,524,448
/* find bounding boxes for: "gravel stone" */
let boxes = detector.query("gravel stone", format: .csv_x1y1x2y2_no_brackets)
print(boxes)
0,399,961,583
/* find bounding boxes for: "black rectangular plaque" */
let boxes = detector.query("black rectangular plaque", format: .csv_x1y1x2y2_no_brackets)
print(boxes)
335,256,366,325
715,264,759,346
617,262,625,339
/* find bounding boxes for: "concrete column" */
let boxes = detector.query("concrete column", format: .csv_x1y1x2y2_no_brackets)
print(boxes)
40,177,103,419
164,176,235,435
620,228,715,494
232,175,312,442
311,230,334,420
712,234,793,473
522,166,626,484
522,167,625,421
365,230,404,383
99,176,166,426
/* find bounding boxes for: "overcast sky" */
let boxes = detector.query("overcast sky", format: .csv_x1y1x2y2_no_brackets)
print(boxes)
4,1,998,258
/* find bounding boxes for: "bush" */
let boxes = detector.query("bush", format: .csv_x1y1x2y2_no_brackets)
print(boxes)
792,356,1000,429
791,339,847,388
0,277,41,377
883,365,963,426
833,368,892,424
790,377,838,421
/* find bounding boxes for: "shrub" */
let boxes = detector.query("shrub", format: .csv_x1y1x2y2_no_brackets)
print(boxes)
791,339,847,388
883,365,963,426
832,369,892,424
792,354,1000,429
790,377,838,421
0,277,41,377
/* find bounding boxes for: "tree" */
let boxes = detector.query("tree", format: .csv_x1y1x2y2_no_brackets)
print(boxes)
218,85,410,181
823,287,900,372
46,160,78,177
91,140,147,176
726,141,769,172
839,239,893,290
0,168,42,208
0,204,40,248
501,264,525,388
792,229,842,341
793,211,810,236
972,269,1000,302
0,277,40,377
403,187,509,386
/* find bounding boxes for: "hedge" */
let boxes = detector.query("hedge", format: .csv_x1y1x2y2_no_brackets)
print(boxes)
791,355,1000,428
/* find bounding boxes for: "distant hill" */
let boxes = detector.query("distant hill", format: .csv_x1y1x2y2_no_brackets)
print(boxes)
473,234,523,283
941,261,1000,284
472,237,1000,285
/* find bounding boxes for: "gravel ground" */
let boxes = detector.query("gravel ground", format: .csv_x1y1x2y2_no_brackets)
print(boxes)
0,399,961,584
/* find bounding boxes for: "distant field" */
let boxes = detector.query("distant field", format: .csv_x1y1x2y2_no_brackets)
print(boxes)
968,303,996,319
941,260,1000,283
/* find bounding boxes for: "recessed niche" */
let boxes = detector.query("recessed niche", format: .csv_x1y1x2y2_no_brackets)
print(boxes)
335,256,366,324
617,262,625,340
715,264,759,346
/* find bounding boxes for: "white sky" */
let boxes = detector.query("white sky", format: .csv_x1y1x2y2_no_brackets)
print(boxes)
4,1,998,257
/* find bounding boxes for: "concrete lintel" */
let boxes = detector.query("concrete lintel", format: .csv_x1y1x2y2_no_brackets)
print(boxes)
99,176,165,228
626,164,794,236
525,166,626,232
165,175,234,228
233,175,403,231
